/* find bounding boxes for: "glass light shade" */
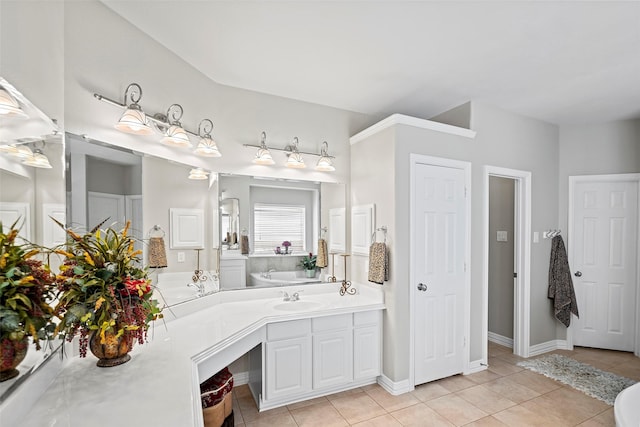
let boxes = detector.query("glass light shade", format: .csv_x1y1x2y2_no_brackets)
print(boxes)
12,145,33,159
253,147,275,165
286,152,305,169
114,107,152,135
195,137,221,157
188,168,208,180
0,144,19,155
0,88,28,118
162,124,191,147
315,155,335,172
23,150,52,168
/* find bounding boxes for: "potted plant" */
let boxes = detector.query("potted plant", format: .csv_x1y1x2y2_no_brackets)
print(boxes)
0,221,56,382
281,241,292,254
54,220,162,367
300,253,317,278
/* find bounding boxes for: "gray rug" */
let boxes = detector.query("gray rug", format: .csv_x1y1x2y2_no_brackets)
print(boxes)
517,354,636,405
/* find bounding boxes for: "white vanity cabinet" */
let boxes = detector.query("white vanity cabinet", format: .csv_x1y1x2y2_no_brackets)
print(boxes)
256,309,382,410
219,253,247,289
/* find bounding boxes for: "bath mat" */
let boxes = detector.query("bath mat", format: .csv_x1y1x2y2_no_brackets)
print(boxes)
517,354,636,405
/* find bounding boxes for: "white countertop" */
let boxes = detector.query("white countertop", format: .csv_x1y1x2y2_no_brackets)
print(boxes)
11,283,384,427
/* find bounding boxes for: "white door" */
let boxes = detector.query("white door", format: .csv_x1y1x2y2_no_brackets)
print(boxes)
88,191,125,230
413,162,467,385
571,177,638,351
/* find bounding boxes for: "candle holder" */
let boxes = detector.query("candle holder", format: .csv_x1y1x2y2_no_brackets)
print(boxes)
339,254,356,296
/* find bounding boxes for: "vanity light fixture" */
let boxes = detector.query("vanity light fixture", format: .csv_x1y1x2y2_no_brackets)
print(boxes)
0,144,19,155
23,149,52,169
315,141,335,172
113,83,153,135
253,131,275,165
194,119,221,157
12,144,34,160
188,167,209,180
0,84,28,119
161,104,191,147
285,137,305,169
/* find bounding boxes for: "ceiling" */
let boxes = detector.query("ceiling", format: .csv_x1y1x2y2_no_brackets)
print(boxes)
101,1,640,126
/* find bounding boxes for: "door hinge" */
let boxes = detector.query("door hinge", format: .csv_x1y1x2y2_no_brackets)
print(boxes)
513,272,517,278
463,336,466,347
464,187,468,198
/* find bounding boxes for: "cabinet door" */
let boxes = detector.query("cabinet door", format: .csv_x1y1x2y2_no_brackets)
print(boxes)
312,330,353,390
219,260,246,288
265,337,311,401
354,325,381,380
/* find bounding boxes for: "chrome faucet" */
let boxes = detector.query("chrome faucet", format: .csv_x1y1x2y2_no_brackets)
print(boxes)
282,291,291,301
291,290,303,301
262,268,276,279
188,281,206,297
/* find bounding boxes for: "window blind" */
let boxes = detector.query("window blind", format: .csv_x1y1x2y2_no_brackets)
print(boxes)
254,203,306,253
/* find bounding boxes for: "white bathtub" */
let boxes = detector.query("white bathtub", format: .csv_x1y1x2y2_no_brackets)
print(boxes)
153,271,219,306
249,270,321,287
615,382,640,427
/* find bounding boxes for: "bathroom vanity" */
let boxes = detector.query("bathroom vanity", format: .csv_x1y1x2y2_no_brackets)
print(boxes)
10,282,384,427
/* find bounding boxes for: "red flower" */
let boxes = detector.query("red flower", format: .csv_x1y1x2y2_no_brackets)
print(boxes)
121,277,151,297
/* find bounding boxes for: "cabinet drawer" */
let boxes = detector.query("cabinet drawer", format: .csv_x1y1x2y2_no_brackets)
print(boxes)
354,310,380,327
267,319,310,341
312,314,351,332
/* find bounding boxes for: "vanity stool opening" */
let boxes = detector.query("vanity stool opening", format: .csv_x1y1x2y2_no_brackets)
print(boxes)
200,367,234,427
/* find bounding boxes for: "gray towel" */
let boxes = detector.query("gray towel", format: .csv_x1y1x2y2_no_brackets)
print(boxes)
548,235,579,327
241,235,249,254
316,239,328,268
148,237,167,268
368,242,388,284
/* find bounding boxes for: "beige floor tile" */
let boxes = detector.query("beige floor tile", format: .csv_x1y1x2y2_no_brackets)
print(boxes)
326,387,366,402
437,375,477,393
465,370,502,385
290,400,349,427
244,411,298,427
233,384,253,398
480,376,540,404
493,352,526,365
577,407,616,427
390,403,455,426
352,413,403,427
456,385,517,414
365,386,420,412
462,415,509,427
286,395,329,410
411,382,452,402
521,386,610,426
608,363,640,381
331,392,387,424
233,399,244,425
492,404,567,426
425,394,489,425
487,358,523,376
236,395,289,423
504,370,563,394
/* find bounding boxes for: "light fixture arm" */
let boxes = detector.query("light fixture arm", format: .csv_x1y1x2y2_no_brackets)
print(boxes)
166,103,184,124
198,119,214,138
243,132,335,159
124,83,143,106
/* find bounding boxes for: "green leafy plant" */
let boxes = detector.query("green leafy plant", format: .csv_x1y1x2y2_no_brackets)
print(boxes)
54,219,162,358
0,221,56,353
299,252,317,270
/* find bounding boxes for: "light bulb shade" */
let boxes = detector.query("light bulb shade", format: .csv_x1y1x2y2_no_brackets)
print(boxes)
115,106,153,135
23,149,52,168
286,151,305,169
0,87,28,118
195,137,221,157
316,155,335,171
0,144,19,155
12,145,33,159
253,147,274,165
188,168,208,180
162,124,191,147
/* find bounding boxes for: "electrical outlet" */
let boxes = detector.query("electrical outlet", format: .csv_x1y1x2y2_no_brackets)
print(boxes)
177,252,185,263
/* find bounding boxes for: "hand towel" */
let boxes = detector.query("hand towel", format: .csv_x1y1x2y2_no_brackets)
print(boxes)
148,237,168,268
548,235,579,327
316,239,328,268
241,235,249,255
368,242,388,284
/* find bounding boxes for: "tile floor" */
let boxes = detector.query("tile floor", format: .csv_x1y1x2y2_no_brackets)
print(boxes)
230,342,640,426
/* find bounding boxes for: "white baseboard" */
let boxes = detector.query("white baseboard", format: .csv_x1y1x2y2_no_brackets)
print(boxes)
465,359,487,374
232,370,249,386
528,339,569,357
378,375,413,396
488,332,513,348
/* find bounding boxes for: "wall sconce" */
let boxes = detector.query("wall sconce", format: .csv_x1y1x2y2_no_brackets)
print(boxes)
0,140,52,168
252,131,275,165
285,137,305,169
194,119,221,157
244,131,336,171
0,84,28,119
94,83,221,157
188,167,209,180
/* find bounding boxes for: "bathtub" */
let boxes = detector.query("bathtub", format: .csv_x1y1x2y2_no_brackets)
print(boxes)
249,270,322,287
615,382,640,427
153,271,219,306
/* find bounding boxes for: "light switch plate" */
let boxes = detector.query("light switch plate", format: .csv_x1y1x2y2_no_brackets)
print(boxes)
497,231,508,242
533,231,539,243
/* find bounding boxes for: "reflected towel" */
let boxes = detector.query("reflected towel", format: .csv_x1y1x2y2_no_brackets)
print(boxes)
241,235,249,255
368,242,388,284
548,235,579,327
148,237,168,268
316,239,328,268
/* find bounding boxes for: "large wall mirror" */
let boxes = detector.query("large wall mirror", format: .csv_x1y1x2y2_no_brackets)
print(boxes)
63,134,346,306
0,78,64,399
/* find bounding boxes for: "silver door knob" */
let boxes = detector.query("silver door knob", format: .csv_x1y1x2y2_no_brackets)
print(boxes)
417,283,427,291
574,271,582,277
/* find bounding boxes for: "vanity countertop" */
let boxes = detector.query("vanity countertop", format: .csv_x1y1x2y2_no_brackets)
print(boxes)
15,283,384,427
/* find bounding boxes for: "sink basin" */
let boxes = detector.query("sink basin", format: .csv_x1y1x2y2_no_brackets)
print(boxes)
272,300,324,311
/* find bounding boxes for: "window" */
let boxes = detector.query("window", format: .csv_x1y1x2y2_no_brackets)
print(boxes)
253,203,306,253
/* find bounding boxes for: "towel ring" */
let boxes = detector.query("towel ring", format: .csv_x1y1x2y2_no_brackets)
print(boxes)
371,226,388,244
148,225,165,238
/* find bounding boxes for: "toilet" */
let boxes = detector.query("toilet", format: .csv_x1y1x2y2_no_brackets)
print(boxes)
614,382,640,427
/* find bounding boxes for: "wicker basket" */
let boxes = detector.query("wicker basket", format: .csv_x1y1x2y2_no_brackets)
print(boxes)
202,391,233,427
